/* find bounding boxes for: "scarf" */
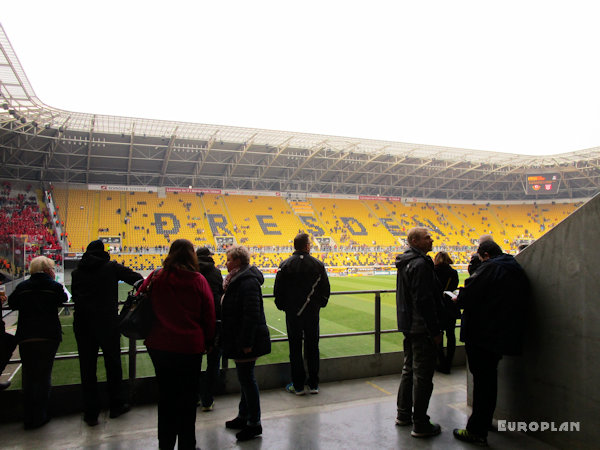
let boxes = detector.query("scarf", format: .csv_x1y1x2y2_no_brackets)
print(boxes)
222,266,241,297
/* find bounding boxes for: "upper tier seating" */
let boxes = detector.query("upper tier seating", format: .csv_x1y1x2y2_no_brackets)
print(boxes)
49,187,578,269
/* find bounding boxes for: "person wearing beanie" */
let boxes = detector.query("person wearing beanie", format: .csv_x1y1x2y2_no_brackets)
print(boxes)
71,239,143,426
195,246,224,411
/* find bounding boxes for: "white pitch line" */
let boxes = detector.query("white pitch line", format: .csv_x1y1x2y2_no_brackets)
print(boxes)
267,324,287,336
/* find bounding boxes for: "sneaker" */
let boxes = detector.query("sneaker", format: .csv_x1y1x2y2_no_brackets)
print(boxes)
83,414,99,427
236,424,262,441
453,428,488,446
395,417,412,426
201,401,214,412
308,386,319,394
109,403,131,419
285,383,305,396
411,422,441,438
225,417,246,430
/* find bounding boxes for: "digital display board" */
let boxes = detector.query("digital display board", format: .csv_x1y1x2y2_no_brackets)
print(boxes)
525,173,560,195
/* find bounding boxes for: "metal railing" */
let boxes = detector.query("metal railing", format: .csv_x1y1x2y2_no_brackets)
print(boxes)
3,289,413,383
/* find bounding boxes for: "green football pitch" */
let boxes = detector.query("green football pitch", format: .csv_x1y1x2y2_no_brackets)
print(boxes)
9,273,466,387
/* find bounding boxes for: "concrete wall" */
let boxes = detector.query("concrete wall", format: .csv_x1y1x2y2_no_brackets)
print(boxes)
494,194,600,448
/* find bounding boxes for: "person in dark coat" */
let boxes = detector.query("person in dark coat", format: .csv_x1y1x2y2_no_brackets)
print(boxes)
395,227,444,438
221,245,271,442
453,240,529,446
0,283,14,391
196,246,224,411
8,256,67,429
433,251,460,374
274,233,330,395
70,239,143,426
467,234,494,275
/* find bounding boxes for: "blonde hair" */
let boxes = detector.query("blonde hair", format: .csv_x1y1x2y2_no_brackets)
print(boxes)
226,245,251,266
29,256,55,275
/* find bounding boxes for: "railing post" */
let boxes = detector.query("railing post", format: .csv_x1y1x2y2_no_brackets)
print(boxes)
128,337,137,394
374,292,381,354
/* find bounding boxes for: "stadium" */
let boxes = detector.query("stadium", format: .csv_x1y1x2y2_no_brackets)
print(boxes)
1,18,599,449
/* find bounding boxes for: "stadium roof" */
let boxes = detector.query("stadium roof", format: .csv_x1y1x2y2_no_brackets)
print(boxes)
1,24,599,201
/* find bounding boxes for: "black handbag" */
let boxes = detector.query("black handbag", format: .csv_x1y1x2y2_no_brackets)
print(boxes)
119,269,159,340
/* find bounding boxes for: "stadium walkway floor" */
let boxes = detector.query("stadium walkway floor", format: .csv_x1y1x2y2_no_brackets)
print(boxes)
0,367,555,450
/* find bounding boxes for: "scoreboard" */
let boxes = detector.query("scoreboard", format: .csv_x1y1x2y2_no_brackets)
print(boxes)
525,173,560,195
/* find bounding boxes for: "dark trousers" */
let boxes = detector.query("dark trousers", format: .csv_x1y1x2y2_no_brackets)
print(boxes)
19,339,60,427
149,348,202,450
74,320,125,416
286,312,320,390
235,360,261,426
437,322,456,370
397,333,437,426
466,343,502,437
199,347,222,407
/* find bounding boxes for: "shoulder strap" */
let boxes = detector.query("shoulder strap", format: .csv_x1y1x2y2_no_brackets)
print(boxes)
144,268,161,293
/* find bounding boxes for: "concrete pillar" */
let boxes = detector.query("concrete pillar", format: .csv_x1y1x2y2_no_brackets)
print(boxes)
494,194,600,448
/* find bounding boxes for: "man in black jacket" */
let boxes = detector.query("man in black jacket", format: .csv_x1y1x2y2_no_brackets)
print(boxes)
396,227,444,438
453,240,529,446
196,246,224,411
71,240,143,426
274,233,330,395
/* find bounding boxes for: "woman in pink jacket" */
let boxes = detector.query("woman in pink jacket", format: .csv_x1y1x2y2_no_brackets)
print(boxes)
140,239,215,450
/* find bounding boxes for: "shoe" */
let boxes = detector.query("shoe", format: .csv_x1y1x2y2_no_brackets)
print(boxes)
436,365,451,374
83,414,99,427
201,401,214,412
109,403,131,419
453,428,488,446
411,422,441,438
395,417,412,426
0,381,10,391
236,424,262,441
308,386,319,394
285,383,305,396
225,416,247,429
24,416,51,430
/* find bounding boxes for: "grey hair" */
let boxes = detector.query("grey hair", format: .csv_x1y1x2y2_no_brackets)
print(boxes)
29,256,56,274
226,245,251,266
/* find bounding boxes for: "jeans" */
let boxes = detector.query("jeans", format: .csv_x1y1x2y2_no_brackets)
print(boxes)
396,333,437,426
199,347,222,407
466,343,502,437
148,348,203,450
19,339,60,427
74,320,126,416
286,312,320,390
235,360,261,426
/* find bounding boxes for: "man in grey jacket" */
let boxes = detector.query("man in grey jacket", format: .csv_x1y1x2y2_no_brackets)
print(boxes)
395,227,444,438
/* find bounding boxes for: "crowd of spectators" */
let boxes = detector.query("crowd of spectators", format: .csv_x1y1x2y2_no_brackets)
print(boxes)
0,182,63,275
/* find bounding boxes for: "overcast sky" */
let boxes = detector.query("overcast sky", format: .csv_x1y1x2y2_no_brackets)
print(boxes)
3,1,600,156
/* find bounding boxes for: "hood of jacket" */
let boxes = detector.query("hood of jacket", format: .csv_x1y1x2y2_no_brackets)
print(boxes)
489,253,522,273
197,256,216,272
230,265,264,287
395,247,426,270
77,250,110,270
